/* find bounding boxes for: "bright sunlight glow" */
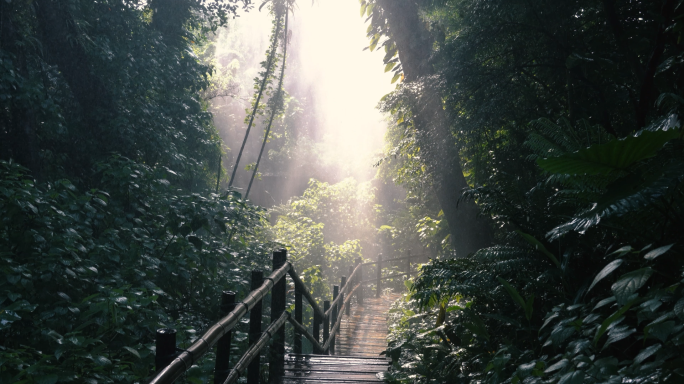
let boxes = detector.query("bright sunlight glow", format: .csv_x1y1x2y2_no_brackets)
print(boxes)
293,1,395,181
231,1,395,183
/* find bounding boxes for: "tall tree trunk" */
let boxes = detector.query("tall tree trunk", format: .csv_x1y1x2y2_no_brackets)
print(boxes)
376,0,492,256
229,12,284,188
246,12,289,199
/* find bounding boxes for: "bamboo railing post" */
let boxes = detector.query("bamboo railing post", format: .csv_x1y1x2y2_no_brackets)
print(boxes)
347,266,354,315
323,300,330,354
214,291,236,384
313,308,321,353
340,276,347,320
155,328,177,372
355,257,364,305
147,262,291,384
269,249,287,384
294,281,302,354
331,285,339,355
248,270,263,384
376,254,382,298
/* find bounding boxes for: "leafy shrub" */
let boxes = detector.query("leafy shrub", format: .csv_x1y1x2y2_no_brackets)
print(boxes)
272,178,377,294
383,122,684,383
0,158,274,383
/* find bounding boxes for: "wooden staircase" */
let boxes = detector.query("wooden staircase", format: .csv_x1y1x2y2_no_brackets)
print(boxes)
148,250,415,384
282,295,400,384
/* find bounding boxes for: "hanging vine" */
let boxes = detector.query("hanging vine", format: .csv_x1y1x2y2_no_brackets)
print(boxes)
246,11,290,199
228,9,284,187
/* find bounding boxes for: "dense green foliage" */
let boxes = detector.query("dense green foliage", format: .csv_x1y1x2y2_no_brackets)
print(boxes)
0,1,293,382
1,158,273,382
272,178,376,295
5,0,684,382
0,0,244,184
368,0,684,383
1,1,393,379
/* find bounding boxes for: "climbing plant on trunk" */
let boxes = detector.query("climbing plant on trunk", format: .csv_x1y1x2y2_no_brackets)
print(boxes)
364,0,493,256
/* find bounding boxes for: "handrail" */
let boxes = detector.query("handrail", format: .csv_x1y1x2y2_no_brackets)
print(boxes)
287,315,325,354
362,272,410,284
291,256,417,323
151,249,405,384
287,265,326,320
361,253,428,266
223,311,290,384
344,262,363,291
149,262,291,384
322,283,361,352
325,262,362,318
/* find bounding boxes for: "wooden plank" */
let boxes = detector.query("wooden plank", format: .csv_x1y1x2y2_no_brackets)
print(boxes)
285,357,389,364
284,366,388,373
284,372,381,379
284,362,388,369
284,371,383,376
333,344,387,348
331,295,399,358
282,377,382,383
334,345,387,349
281,379,383,383
285,362,387,368
280,293,399,384
286,354,389,360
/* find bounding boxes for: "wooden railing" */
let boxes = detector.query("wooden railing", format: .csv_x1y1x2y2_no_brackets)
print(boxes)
362,251,427,297
149,250,366,384
149,250,426,384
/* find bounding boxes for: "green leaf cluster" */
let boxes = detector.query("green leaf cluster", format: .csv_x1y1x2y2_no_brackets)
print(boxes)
0,158,274,382
370,0,684,383
271,178,376,295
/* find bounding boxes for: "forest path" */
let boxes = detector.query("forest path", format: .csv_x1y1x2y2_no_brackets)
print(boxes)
334,293,401,357
281,293,400,384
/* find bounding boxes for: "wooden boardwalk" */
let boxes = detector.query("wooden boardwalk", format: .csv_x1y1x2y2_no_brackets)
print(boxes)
282,293,400,384
334,293,401,357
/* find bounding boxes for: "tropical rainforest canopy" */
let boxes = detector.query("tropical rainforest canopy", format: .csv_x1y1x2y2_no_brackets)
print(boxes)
1,0,683,383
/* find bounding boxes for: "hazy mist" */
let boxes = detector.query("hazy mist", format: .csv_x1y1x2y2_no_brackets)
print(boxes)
211,1,394,207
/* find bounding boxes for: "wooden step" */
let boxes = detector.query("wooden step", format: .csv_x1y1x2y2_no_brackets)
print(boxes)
279,354,389,384
279,294,399,383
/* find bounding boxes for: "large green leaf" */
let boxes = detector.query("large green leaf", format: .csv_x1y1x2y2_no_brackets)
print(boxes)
384,62,396,73
525,294,535,321
558,370,584,384
611,268,654,305
594,301,634,345
646,321,675,342
587,259,623,293
497,277,526,311
674,298,684,320
537,129,681,175
515,230,560,267
633,343,661,364
643,244,674,260
497,277,534,321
